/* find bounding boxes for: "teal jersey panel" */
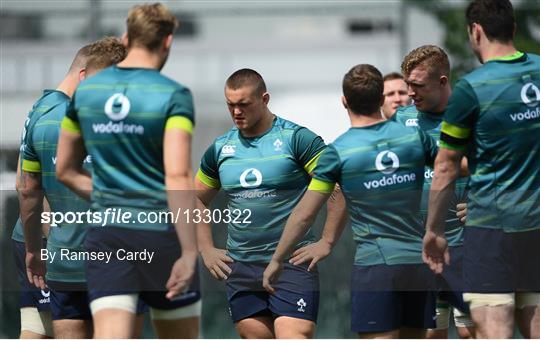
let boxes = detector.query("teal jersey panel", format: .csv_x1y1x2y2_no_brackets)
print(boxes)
23,92,91,283
443,53,540,232
395,105,467,246
66,66,195,231
200,116,325,262
314,120,438,266
12,90,68,242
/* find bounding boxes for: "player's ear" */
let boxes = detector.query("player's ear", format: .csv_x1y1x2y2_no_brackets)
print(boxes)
121,32,129,47
262,92,270,105
79,68,86,81
472,23,483,44
164,34,173,50
341,95,348,109
439,75,449,87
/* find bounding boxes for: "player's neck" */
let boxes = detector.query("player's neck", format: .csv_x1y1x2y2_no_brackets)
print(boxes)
56,73,79,98
117,48,164,70
241,111,275,138
349,111,384,128
481,42,517,63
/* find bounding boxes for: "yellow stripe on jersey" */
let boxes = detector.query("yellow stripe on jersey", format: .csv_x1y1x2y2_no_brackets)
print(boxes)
196,169,221,189
308,178,335,194
439,140,467,152
22,159,42,173
61,116,81,134
441,121,471,139
304,150,325,174
165,116,194,134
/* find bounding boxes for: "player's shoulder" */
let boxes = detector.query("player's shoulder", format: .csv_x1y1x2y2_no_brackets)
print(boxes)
394,104,419,124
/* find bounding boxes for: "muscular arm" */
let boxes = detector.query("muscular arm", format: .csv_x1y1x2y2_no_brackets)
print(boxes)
56,129,92,200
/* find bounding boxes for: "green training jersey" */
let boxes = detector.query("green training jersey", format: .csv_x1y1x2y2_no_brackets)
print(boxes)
197,116,325,262
62,66,195,232
395,105,467,247
12,90,66,243
440,52,540,233
22,90,91,282
309,120,438,266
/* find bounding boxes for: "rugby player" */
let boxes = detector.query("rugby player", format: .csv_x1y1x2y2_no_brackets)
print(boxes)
396,45,474,339
54,3,200,338
195,68,346,338
423,0,540,338
18,37,131,338
381,72,411,120
263,64,440,338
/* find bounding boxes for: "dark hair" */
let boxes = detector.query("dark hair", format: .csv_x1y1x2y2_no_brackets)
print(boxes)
383,72,404,82
342,64,383,115
225,68,267,95
466,0,515,43
401,45,450,79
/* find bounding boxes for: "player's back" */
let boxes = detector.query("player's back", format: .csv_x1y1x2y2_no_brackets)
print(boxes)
328,120,437,265
460,52,540,230
68,66,194,231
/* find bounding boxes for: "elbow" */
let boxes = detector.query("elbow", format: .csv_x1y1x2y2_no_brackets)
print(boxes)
56,165,71,186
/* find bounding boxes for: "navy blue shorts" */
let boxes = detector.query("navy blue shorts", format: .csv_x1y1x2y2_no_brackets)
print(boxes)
436,246,469,314
226,262,319,323
464,227,540,292
84,227,201,310
351,264,437,333
11,239,51,312
48,281,148,320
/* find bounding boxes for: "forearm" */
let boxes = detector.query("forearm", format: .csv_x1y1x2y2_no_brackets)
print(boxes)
58,168,92,200
166,173,197,255
426,154,461,235
195,196,216,252
18,173,43,253
321,185,347,247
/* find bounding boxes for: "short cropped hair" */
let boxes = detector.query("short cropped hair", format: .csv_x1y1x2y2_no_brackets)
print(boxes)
225,68,267,96
85,37,126,73
68,44,93,73
127,3,179,52
466,0,515,43
342,64,383,115
383,72,404,82
401,45,450,79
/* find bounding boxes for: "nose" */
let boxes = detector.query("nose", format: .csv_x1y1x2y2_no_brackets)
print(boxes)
233,107,242,115
407,86,415,97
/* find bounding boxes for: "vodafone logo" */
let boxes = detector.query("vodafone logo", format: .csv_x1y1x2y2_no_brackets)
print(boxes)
521,83,540,107
239,168,263,188
375,151,399,175
104,93,131,121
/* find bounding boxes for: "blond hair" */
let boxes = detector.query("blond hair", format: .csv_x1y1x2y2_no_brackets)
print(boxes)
126,3,178,52
401,45,450,79
85,36,126,73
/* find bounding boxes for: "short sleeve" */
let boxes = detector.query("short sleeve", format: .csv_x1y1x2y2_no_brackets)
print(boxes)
21,118,41,173
291,127,326,173
62,93,81,134
196,143,220,189
165,87,195,134
308,145,341,194
440,79,479,151
418,129,438,168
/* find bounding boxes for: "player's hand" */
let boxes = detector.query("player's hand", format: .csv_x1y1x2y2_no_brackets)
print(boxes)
289,239,331,271
166,252,197,300
25,251,47,290
456,203,467,223
422,230,450,274
200,247,233,281
262,259,283,294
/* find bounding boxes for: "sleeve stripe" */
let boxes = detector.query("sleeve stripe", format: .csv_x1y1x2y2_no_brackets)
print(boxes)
308,178,335,194
441,121,470,139
22,159,41,173
304,149,325,174
61,116,81,134
165,116,194,134
196,169,220,189
439,140,467,152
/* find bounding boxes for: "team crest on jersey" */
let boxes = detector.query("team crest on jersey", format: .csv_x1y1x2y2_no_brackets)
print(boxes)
273,138,283,151
297,298,306,312
104,93,131,121
405,118,418,127
521,83,540,108
222,145,236,155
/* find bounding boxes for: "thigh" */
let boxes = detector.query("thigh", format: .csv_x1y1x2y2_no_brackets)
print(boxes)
514,229,540,291
49,283,92,321
226,262,270,323
274,316,315,338
268,263,319,322
235,316,274,339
